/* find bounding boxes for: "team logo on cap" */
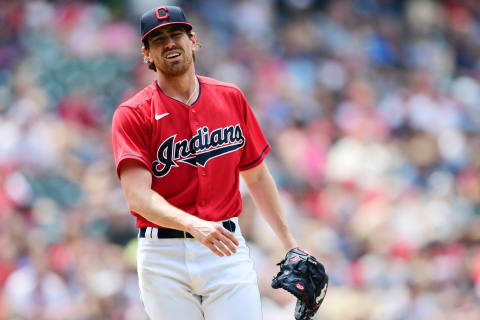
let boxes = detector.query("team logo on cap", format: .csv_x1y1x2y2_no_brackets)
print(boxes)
155,7,169,20
152,124,245,177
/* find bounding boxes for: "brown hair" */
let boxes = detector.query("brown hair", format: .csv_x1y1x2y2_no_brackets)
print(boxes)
142,27,197,72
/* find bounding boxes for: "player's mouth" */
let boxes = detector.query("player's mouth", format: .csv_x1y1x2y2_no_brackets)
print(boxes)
165,52,182,60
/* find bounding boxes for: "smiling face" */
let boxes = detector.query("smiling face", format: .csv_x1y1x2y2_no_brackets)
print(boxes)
142,25,197,77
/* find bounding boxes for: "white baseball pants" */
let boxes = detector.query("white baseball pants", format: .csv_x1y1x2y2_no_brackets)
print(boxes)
136,218,263,320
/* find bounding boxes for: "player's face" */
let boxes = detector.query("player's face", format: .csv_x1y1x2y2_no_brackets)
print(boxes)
146,26,196,77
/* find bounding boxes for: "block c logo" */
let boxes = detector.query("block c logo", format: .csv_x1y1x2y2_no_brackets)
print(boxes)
155,7,169,20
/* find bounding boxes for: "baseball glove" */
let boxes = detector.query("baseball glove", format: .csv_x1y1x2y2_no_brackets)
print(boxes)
271,247,328,320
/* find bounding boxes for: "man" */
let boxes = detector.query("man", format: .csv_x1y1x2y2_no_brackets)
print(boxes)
112,6,298,320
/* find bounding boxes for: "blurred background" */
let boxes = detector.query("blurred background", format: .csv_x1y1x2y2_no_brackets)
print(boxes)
1,0,480,319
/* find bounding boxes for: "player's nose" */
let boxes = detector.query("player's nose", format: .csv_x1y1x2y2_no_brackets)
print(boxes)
164,36,177,49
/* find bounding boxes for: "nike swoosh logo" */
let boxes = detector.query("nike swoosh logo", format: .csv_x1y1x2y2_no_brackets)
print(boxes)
155,113,169,120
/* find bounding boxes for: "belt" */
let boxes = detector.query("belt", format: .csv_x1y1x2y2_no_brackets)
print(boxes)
139,220,236,239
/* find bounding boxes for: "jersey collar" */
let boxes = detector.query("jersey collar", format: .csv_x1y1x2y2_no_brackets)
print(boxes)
155,77,201,107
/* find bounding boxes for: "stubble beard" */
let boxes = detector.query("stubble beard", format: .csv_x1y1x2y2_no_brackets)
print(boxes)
157,51,193,77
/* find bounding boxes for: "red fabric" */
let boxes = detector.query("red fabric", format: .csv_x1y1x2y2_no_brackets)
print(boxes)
112,76,270,227
472,251,480,284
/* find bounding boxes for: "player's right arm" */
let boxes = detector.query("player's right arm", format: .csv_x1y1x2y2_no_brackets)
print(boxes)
118,159,238,257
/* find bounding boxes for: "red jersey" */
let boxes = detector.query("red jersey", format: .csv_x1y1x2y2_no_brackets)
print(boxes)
112,76,271,228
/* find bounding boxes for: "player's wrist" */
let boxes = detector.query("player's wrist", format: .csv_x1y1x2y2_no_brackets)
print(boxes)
183,215,203,234
183,217,195,234
283,236,298,252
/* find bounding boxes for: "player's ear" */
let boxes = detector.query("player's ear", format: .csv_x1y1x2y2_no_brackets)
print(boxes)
141,46,151,61
190,32,198,50
142,46,155,65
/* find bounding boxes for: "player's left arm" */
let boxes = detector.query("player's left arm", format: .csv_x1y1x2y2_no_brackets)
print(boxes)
240,162,297,251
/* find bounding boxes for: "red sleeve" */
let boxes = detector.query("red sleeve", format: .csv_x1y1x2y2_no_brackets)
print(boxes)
111,105,151,178
238,94,271,171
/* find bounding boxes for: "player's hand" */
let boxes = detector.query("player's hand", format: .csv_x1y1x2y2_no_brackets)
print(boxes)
188,220,239,257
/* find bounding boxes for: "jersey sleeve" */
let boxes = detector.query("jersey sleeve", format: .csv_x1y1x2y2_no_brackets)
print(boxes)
238,93,271,171
111,105,151,178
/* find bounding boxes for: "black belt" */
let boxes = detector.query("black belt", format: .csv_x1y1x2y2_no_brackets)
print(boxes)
139,220,236,239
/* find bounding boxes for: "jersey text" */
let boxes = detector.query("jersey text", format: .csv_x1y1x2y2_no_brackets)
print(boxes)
152,124,245,177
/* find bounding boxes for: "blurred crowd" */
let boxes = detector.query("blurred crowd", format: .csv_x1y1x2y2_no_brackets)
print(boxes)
1,0,480,319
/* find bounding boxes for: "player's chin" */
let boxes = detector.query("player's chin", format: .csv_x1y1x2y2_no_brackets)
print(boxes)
162,66,187,77
161,61,191,76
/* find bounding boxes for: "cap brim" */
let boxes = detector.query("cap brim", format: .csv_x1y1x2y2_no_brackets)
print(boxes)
141,22,193,42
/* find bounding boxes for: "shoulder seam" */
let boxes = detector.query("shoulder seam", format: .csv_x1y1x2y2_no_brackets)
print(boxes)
200,82,243,98
201,81,240,90
198,76,241,91
117,102,142,109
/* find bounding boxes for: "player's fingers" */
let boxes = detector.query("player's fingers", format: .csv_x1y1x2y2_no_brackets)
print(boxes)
217,233,237,254
203,240,224,257
221,227,239,246
211,238,232,256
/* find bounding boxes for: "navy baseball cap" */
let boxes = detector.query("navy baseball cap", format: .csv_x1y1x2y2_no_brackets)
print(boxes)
141,6,193,42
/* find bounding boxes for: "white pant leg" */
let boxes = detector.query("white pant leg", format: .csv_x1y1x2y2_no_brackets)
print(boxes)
186,218,263,320
137,238,204,320
202,282,262,320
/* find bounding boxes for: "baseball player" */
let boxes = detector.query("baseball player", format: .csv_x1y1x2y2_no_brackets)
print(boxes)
112,6,298,320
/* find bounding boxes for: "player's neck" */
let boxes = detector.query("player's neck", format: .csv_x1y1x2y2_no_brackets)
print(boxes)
157,69,199,105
